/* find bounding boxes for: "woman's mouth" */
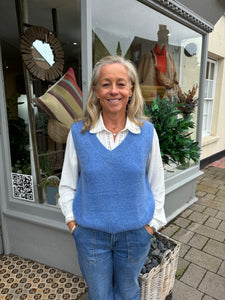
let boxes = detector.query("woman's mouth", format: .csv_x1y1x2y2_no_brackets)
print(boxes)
107,98,121,103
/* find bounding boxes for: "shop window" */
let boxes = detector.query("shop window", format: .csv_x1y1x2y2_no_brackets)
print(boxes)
92,0,202,177
202,58,217,137
2,0,81,205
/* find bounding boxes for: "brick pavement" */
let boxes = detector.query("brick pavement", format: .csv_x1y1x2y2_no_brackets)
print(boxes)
160,165,225,300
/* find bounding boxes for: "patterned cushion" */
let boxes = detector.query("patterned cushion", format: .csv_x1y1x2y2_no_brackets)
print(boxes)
34,68,83,128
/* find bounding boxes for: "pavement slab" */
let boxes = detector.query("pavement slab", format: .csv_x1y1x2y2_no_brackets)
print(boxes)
198,271,225,300
184,247,222,273
188,233,208,250
203,239,225,260
180,263,206,288
173,280,204,300
188,222,225,242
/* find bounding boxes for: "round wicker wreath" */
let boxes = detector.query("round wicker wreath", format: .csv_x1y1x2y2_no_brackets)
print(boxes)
20,25,64,81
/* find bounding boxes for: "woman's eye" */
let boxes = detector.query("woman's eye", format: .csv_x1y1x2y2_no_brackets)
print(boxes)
102,83,109,87
118,83,126,86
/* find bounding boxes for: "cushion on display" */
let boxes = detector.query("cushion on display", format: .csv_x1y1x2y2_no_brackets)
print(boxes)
34,67,83,128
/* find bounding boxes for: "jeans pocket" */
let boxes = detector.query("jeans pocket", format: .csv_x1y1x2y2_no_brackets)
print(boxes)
127,228,152,263
143,226,153,238
73,226,97,264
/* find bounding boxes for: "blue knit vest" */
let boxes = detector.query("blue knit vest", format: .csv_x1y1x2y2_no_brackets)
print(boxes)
71,121,155,234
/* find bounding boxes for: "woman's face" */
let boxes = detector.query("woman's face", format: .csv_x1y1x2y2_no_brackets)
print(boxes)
95,63,133,119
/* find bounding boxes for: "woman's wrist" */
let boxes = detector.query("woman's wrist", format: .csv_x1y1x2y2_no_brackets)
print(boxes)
67,221,77,233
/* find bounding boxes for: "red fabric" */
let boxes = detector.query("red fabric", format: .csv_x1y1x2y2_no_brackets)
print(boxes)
154,44,167,74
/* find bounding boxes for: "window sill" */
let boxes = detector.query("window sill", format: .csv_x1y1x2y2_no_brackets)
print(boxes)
202,135,219,146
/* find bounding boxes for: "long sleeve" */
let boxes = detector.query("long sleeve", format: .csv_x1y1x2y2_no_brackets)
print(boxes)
147,129,167,231
58,131,79,223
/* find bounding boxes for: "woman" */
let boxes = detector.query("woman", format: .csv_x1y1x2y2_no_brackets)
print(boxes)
59,55,167,300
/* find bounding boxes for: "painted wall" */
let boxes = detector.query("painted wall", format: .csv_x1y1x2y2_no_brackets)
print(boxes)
201,14,225,159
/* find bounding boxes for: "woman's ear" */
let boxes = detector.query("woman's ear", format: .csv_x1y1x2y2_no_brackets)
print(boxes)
129,87,133,98
95,87,99,98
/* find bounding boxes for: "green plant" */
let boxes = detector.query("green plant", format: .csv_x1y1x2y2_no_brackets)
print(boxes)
7,93,31,173
39,155,54,177
145,97,200,166
39,175,60,190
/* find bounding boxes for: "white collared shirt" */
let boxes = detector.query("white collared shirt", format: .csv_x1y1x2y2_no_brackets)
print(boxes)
58,115,167,231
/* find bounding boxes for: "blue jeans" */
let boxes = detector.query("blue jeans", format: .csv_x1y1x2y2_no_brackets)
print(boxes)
73,226,152,300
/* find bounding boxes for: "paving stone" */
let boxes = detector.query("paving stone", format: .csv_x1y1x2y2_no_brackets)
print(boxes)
203,239,225,260
189,203,206,213
172,279,204,300
218,261,225,278
204,216,221,229
198,199,225,212
188,211,209,224
198,271,225,300
188,222,225,242
203,207,218,217
188,233,208,250
201,193,216,200
180,209,193,218
216,211,225,220
216,174,225,181
196,184,218,194
178,243,191,258
180,263,206,288
184,248,221,273
200,179,220,188
160,224,179,237
196,191,207,198
214,195,225,203
202,295,217,300
176,257,190,279
218,184,225,190
172,228,194,244
218,220,225,232
173,217,191,228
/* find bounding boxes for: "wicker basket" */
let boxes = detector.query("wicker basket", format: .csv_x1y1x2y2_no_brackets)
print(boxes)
139,232,180,300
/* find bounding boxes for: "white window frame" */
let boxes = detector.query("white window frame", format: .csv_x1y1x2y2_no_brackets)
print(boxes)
202,58,217,137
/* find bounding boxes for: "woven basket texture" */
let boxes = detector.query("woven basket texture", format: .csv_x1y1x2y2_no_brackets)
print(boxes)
139,232,180,300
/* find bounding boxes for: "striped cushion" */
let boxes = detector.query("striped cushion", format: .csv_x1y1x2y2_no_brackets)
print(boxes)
34,68,83,128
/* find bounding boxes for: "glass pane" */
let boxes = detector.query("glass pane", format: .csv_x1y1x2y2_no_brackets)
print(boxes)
92,0,202,174
208,81,213,98
209,62,215,80
2,0,81,205
206,61,210,79
204,80,209,98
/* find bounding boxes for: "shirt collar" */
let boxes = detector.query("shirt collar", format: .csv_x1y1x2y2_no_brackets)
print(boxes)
90,114,141,134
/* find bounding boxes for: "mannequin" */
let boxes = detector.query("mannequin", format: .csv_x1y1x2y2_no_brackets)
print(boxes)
138,25,179,100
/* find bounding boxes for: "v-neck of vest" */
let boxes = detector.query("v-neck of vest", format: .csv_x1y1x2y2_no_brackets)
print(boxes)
89,130,134,155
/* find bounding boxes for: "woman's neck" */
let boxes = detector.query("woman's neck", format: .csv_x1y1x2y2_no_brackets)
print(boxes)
102,113,127,134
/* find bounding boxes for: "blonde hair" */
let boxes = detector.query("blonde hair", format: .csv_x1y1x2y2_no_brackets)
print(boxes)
81,55,148,131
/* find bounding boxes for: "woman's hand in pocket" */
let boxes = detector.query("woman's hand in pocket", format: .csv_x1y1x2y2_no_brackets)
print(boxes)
144,224,154,235
67,221,78,234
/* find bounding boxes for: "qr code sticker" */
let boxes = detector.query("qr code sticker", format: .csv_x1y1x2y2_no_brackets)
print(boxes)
11,173,34,202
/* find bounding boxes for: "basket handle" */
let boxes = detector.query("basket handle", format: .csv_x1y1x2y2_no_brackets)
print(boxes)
161,249,172,264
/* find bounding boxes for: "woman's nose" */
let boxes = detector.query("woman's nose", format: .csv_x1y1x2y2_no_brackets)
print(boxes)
110,84,119,94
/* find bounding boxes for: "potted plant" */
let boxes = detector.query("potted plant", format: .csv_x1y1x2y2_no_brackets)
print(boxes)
145,97,200,167
177,84,199,119
39,175,60,206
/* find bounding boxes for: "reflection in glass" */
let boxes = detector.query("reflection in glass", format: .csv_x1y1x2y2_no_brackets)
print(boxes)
32,40,54,68
92,0,202,174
